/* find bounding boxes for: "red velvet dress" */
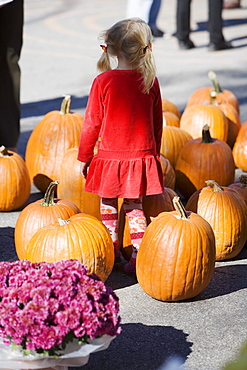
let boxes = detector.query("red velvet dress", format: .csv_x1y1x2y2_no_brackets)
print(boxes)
77,70,164,198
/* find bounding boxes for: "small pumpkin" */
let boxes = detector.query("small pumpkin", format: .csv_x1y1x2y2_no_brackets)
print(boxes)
57,147,101,220
175,124,235,200
228,175,247,206
162,98,181,119
160,155,176,189
186,71,239,114
0,146,31,211
186,180,247,261
25,95,83,193
136,196,216,301
119,189,177,261
15,180,80,260
163,111,180,128
160,126,192,168
25,213,114,282
232,121,247,172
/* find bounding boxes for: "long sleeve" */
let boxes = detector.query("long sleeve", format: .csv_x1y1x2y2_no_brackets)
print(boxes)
77,79,103,163
152,78,163,155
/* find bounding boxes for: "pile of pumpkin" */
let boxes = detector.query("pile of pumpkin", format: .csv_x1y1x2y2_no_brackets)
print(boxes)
1,71,246,302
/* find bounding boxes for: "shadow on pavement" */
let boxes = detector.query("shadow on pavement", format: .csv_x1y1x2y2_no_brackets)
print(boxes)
76,323,192,370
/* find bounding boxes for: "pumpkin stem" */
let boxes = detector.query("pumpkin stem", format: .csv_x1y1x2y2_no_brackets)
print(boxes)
208,71,222,94
41,180,60,206
209,91,219,106
60,95,71,115
202,124,214,143
0,145,9,157
58,218,71,225
172,196,188,219
205,180,224,192
239,175,247,188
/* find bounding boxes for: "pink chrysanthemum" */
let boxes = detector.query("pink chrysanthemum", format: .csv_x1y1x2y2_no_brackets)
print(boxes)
0,260,121,356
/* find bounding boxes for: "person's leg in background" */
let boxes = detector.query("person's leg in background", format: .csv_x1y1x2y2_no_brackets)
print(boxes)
0,0,24,152
123,198,147,274
148,0,164,37
208,0,233,50
176,0,195,50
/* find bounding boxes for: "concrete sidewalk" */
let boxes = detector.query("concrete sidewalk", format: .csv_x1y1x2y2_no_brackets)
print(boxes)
1,0,247,369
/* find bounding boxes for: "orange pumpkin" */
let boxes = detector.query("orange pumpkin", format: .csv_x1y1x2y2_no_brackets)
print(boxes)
160,155,175,189
175,124,235,200
163,111,180,128
119,189,177,261
25,213,114,282
186,71,239,114
15,180,80,260
0,146,30,211
232,121,247,172
180,103,228,142
57,147,101,220
187,180,247,261
228,175,247,206
25,96,83,193
162,98,181,119
160,126,192,168
136,196,216,301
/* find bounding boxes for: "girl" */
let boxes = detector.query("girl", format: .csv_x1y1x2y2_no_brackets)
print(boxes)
78,18,164,274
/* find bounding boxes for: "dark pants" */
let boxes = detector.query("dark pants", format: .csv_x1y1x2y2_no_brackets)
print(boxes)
0,0,24,148
148,0,162,28
176,0,224,44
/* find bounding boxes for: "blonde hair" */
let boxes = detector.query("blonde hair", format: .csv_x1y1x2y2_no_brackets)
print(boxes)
97,18,156,93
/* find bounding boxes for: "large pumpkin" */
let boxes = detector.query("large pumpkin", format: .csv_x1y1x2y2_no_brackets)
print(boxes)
162,98,181,119
180,103,228,142
232,121,247,172
25,95,83,193
186,71,239,114
0,146,30,211
25,213,114,282
57,147,101,219
15,181,80,260
186,180,247,261
136,196,216,301
175,124,235,200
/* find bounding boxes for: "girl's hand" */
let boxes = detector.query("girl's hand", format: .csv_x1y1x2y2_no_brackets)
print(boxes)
80,161,90,179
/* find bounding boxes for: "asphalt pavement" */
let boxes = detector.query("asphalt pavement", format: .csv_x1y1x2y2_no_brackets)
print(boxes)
1,1,247,369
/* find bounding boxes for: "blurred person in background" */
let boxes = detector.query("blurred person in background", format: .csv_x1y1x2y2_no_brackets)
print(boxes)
0,0,24,152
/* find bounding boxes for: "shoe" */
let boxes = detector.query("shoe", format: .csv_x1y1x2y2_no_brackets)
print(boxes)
208,41,233,51
178,39,195,50
150,27,164,38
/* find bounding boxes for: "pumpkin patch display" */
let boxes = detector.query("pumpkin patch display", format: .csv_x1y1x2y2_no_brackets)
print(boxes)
15,180,80,260
186,180,247,261
57,147,101,220
25,213,114,282
232,121,247,172
0,146,31,211
25,95,83,193
186,71,240,114
175,124,235,200
136,196,216,301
